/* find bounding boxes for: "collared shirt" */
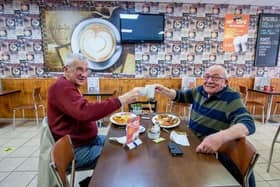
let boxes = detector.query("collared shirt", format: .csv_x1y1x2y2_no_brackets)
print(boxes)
174,85,255,139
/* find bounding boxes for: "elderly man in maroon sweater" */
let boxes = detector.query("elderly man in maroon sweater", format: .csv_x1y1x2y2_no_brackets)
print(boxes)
48,53,141,172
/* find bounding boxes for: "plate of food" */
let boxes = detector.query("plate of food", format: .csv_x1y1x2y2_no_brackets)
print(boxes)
110,112,137,126
152,113,180,128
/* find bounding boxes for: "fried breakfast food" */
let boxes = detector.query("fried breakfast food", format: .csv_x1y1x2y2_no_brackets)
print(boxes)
154,114,179,126
112,113,133,124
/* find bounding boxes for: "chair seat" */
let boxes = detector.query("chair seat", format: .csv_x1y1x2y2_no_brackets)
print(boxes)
13,105,35,110
13,87,45,128
246,101,264,106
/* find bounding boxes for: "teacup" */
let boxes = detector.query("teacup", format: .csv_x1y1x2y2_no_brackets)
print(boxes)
145,84,155,98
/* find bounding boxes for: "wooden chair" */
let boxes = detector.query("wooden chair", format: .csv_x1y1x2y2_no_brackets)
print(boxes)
49,135,75,187
267,125,280,172
13,87,45,128
273,101,280,116
239,85,265,124
128,98,158,113
218,138,259,187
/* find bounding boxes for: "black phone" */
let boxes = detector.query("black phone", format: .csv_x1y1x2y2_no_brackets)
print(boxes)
168,142,183,156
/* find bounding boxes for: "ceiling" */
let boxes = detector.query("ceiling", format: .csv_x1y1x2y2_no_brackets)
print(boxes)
103,0,280,7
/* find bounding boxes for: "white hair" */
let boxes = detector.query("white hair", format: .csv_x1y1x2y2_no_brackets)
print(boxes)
63,53,87,67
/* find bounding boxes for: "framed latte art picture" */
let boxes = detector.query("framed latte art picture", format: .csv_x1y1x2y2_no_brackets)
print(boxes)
41,7,122,72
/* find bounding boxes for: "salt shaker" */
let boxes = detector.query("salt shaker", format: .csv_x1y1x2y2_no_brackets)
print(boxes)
148,121,160,139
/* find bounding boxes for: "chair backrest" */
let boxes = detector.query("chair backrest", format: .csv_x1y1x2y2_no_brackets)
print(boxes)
50,135,75,187
32,87,43,109
218,138,259,187
239,85,249,105
128,98,158,113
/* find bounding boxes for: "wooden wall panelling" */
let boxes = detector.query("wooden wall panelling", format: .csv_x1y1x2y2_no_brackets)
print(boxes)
1,77,278,118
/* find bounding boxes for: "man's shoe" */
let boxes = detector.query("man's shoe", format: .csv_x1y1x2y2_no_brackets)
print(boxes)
79,176,91,187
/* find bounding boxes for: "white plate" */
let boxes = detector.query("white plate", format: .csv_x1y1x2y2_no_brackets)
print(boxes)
152,113,180,129
110,112,136,126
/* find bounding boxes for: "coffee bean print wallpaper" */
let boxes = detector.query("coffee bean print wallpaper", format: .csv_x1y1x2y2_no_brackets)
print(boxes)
0,1,279,78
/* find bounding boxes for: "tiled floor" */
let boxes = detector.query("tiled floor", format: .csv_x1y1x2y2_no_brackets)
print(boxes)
0,119,279,187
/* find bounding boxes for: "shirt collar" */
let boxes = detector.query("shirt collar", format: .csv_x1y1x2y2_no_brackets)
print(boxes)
200,85,228,99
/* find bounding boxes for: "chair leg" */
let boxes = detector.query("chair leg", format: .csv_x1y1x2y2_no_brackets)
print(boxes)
267,126,280,172
273,103,279,116
13,109,16,128
262,107,265,125
34,109,39,126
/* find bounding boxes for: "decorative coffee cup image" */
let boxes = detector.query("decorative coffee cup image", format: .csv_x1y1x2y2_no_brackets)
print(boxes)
209,54,216,62
188,31,196,39
190,6,197,14
234,8,242,14
233,34,248,53
165,31,173,39
211,32,218,39
195,44,204,54
142,54,149,61
33,43,42,52
231,54,238,62
79,23,116,62
165,54,172,62
174,20,182,29
150,45,158,53
187,54,194,62
196,21,205,30
166,5,174,14
9,43,18,53
31,18,40,28
26,53,34,61
2,54,10,61
12,67,21,77
149,67,158,77
212,7,220,14
173,45,181,53
21,4,29,12
236,67,244,77
194,67,202,76
142,4,150,13
6,18,15,28
24,29,32,37
172,67,180,77
0,29,7,37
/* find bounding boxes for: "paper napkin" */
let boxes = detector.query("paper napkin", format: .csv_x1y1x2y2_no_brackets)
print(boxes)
170,130,190,146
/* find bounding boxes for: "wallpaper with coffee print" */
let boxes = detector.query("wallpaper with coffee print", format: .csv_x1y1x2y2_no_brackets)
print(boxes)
0,1,279,78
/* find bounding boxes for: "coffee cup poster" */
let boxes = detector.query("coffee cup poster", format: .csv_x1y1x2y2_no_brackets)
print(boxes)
223,14,250,53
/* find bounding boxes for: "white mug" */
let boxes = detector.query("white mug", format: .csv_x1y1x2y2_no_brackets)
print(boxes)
145,84,155,98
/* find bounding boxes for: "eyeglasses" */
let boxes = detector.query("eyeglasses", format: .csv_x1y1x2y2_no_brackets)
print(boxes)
203,75,225,81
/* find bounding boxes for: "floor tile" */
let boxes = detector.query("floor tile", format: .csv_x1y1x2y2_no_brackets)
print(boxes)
16,157,38,171
0,172,10,182
9,145,38,158
0,157,26,172
268,180,280,187
256,181,272,187
0,171,36,187
0,118,279,186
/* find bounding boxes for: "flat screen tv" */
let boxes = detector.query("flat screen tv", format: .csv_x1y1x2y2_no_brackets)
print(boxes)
120,13,165,43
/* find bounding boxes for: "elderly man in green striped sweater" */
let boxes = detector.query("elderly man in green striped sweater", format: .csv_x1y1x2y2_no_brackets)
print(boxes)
155,65,256,187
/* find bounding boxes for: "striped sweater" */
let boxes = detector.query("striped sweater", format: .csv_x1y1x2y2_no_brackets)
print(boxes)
174,85,255,139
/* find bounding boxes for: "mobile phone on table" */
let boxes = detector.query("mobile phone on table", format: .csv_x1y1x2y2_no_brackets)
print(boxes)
168,142,183,156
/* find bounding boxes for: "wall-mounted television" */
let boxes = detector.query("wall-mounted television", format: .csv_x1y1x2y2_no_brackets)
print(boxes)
120,13,165,43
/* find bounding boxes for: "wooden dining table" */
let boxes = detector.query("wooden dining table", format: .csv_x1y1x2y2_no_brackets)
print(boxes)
89,114,241,187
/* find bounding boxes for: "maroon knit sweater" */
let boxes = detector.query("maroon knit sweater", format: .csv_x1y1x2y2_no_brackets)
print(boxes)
47,76,121,147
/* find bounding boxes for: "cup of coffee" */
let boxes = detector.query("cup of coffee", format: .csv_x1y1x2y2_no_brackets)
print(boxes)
145,84,155,98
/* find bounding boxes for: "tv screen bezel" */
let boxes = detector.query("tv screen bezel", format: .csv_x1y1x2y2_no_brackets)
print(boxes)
119,13,165,43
